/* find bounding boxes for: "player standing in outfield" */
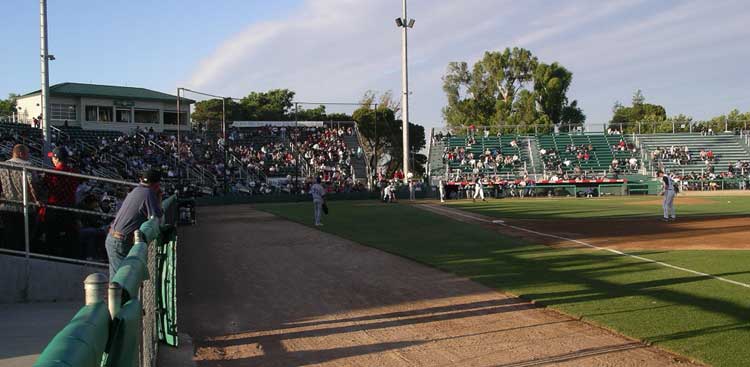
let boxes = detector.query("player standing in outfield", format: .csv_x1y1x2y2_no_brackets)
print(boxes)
657,170,676,222
473,177,486,202
310,177,326,227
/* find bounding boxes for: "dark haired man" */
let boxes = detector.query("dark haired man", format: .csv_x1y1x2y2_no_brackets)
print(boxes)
44,146,81,257
105,169,163,278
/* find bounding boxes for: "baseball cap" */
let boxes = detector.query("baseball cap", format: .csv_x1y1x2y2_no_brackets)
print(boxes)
141,168,162,184
48,147,70,161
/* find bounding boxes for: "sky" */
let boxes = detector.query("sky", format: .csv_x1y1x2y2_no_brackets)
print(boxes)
2,0,749,131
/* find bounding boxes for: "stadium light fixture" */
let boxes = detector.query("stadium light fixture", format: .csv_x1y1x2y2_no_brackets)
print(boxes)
395,0,415,183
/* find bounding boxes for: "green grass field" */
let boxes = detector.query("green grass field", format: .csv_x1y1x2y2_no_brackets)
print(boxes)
258,198,750,367
448,195,750,219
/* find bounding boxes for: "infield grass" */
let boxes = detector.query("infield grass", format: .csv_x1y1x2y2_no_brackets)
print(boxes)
259,199,750,367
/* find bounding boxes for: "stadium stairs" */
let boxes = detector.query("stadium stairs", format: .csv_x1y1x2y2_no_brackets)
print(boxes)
341,133,367,181
636,133,750,174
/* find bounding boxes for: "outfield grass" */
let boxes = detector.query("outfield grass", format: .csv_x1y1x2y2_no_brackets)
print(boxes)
448,195,750,219
259,200,750,367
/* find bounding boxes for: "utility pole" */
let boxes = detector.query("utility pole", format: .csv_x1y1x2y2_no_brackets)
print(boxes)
39,0,51,154
222,98,228,194
395,0,415,183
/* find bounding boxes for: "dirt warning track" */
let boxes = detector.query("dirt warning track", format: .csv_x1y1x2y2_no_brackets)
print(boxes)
175,205,698,366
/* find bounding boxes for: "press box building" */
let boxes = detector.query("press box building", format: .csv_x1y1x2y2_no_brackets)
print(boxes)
15,82,194,133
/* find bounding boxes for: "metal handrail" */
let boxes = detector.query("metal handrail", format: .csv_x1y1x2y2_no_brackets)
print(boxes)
0,161,138,187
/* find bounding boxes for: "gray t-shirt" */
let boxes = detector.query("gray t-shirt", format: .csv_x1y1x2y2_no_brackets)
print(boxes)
110,185,163,236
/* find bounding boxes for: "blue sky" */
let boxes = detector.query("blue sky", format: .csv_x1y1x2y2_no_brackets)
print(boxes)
2,0,749,131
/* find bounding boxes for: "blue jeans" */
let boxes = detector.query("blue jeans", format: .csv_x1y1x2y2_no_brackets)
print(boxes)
105,233,130,280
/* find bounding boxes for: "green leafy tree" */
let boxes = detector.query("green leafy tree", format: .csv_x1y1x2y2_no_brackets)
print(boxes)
0,94,18,117
533,62,584,132
609,90,666,133
353,91,426,176
240,89,295,121
442,47,583,133
192,98,244,131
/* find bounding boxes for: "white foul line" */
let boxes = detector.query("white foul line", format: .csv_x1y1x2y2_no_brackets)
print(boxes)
422,204,750,290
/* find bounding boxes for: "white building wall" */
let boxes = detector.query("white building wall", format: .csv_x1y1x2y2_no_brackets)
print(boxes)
14,95,42,124
14,93,191,133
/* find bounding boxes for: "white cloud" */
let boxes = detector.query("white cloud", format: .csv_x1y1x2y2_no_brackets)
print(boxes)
187,0,750,129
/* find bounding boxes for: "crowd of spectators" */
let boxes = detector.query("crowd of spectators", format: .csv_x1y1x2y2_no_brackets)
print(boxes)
441,137,523,176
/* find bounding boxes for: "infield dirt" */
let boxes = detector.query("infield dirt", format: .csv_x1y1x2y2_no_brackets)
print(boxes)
173,205,699,366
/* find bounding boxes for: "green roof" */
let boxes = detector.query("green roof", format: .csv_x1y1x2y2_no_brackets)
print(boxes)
22,82,195,104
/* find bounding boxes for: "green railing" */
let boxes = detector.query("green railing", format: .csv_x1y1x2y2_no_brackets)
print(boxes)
33,195,179,367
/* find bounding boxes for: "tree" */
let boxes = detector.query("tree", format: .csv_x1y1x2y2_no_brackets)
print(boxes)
441,47,583,132
192,98,244,131
353,91,426,177
0,94,18,117
240,89,295,121
533,62,584,131
609,90,666,133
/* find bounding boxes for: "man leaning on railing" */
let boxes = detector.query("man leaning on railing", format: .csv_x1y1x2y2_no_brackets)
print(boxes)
0,144,41,250
105,168,163,279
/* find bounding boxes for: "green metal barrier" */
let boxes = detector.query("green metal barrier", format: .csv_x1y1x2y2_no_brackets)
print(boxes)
111,242,149,299
158,231,179,346
33,195,180,367
103,300,143,367
33,303,110,367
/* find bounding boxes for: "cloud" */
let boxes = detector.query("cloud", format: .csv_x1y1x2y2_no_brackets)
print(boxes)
187,0,750,128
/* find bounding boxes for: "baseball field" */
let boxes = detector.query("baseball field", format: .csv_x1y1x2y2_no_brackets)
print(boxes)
259,194,750,366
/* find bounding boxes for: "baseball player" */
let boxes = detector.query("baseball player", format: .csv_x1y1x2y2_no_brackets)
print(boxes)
657,170,676,221
473,177,486,202
438,179,446,203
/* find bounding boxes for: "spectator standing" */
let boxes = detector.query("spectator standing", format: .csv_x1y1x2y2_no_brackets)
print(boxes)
105,169,163,279
0,144,40,250
310,176,326,227
43,147,81,257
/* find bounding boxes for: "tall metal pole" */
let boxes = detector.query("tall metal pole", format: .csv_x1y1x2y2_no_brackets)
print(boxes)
400,0,410,183
222,98,228,194
176,88,181,180
39,0,51,154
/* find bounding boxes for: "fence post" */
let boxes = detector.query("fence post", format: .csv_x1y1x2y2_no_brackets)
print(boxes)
84,273,108,305
22,167,30,259
108,282,123,319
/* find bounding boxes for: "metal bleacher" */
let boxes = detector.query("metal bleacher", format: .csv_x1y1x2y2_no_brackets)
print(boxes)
536,134,639,174
442,135,531,177
637,133,750,174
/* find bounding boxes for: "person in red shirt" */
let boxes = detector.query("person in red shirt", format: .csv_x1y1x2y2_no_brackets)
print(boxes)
43,147,81,258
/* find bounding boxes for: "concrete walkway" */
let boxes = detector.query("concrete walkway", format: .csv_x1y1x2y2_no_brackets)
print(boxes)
0,302,79,367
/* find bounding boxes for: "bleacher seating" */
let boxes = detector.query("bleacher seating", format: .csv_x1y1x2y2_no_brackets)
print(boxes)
637,133,750,174
442,135,530,176
537,134,639,174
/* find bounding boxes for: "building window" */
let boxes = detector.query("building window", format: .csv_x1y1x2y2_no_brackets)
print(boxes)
86,106,98,121
85,105,114,122
116,109,131,123
134,109,159,124
98,106,113,122
163,111,187,125
50,104,76,121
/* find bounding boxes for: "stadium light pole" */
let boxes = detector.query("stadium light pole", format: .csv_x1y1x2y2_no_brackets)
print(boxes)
39,0,52,154
395,0,415,183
